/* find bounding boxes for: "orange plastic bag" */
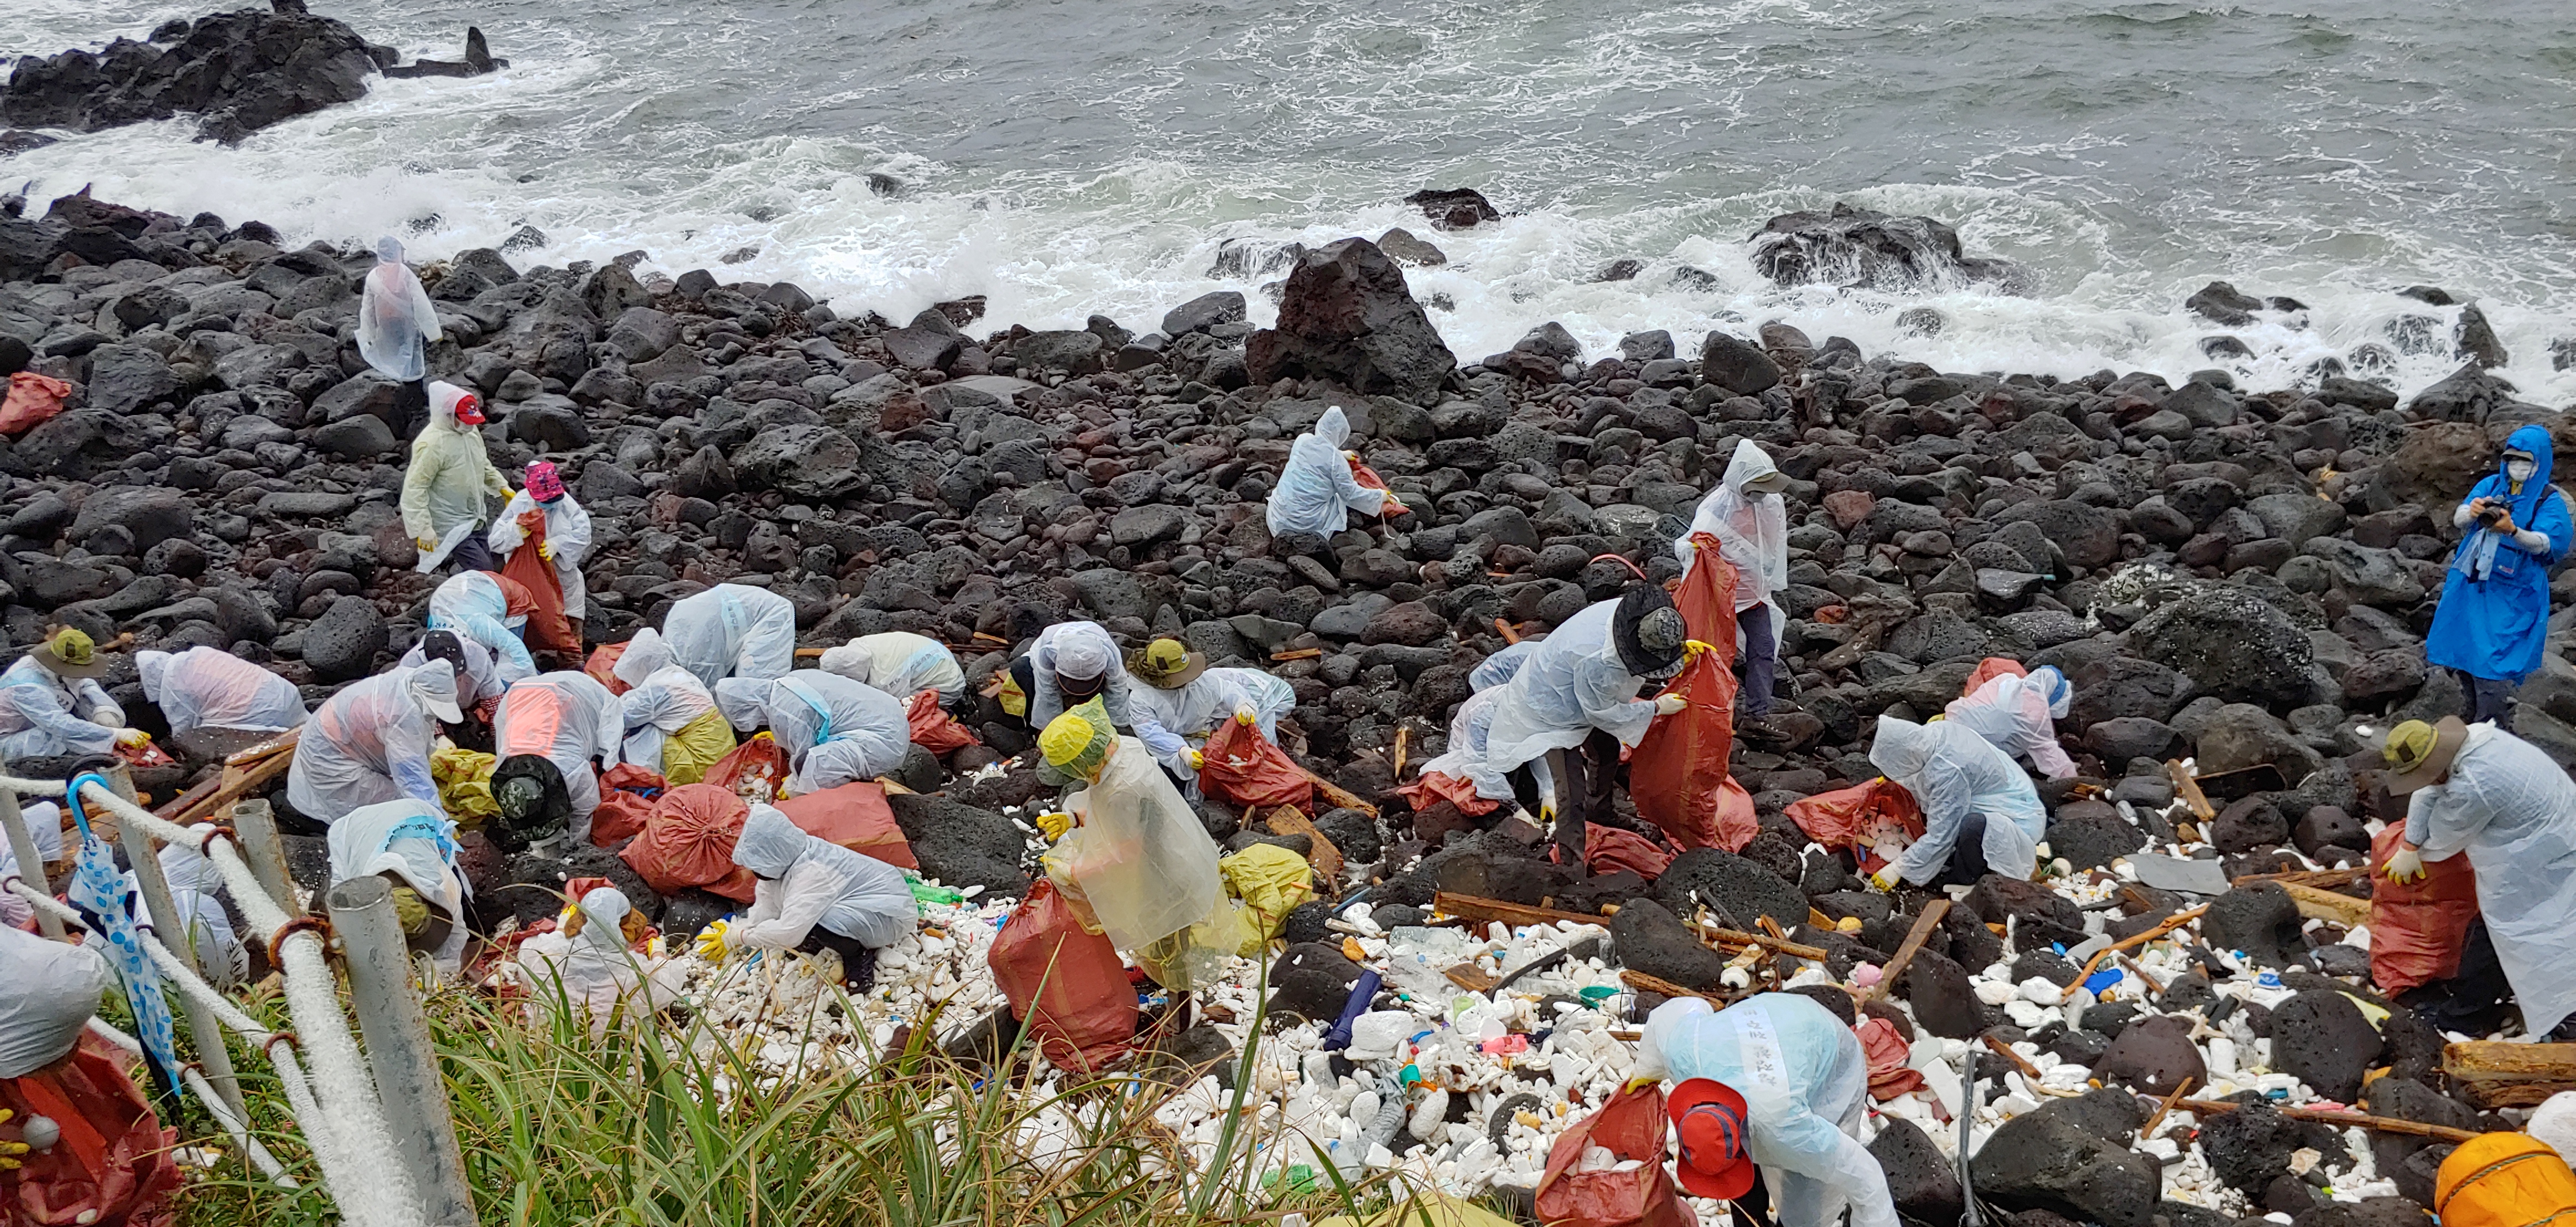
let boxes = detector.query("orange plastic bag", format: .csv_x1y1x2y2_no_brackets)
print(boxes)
589,763,669,845
0,371,72,435
1631,540,1752,852
0,1031,182,1227
583,642,631,695
1198,719,1314,812
905,689,981,755
705,731,791,803
1535,1082,1696,1227
2435,1132,2576,1227
772,781,919,870
1959,657,2027,695
500,511,580,657
2371,823,2480,996
619,783,758,901
1577,823,1675,880
1855,1016,1925,1099
989,878,1140,1073
1786,778,1925,864
1392,770,1502,817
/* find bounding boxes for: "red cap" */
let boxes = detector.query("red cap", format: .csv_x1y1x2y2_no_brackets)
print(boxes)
1669,1078,1756,1200
453,392,486,425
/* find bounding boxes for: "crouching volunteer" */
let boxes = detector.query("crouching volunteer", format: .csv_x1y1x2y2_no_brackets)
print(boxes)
1479,585,1691,862
492,670,626,845
285,659,464,825
713,671,911,795
0,630,137,759
1036,698,1234,991
134,647,307,738
1123,638,1297,784
1630,993,1895,1227
817,632,966,704
1864,714,2046,891
0,924,181,1225
427,569,539,685
517,885,683,1037
694,805,916,989
1264,405,1406,554
661,583,797,690
327,798,472,976
1944,664,2076,781
612,628,734,785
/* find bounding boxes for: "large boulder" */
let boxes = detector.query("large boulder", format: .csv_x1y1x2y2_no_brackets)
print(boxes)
300,594,385,683
2269,989,2385,1103
2128,587,2316,707
730,424,868,500
1972,1109,2160,1227
1243,237,1457,398
885,793,1029,897
65,486,193,552
1650,848,1808,931
1749,202,2022,292
3,8,386,144
1607,899,1730,993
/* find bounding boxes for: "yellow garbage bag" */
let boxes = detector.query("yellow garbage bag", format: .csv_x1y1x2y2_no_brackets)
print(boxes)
431,747,498,825
659,708,738,786
1218,843,1316,955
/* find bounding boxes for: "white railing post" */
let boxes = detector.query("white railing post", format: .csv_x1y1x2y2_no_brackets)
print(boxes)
329,875,476,1226
0,753,62,939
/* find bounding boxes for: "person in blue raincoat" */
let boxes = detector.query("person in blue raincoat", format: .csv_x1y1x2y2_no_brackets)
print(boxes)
2427,424,2573,729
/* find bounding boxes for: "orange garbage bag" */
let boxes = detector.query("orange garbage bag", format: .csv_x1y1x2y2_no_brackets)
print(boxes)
1631,540,1751,852
905,689,981,756
2371,823,2480,997
1786,777,1925,864
588,763,668,846
1855,1016,1925,1100
705,731,791,803
1198,719,1314,812
619,783,757,902
1960,657,2027,695
499,511,579,657
583,642,630,695
1576,823,1675,880
772,781,918,870
1392,770,1502,817
2435,1132,2576,1227
1535,1081,1697,1227
0,371,72,436
1,1032,181,1227
989,878,1139,1074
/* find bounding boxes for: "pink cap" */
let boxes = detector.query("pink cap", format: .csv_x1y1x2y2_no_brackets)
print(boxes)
526,460,565,503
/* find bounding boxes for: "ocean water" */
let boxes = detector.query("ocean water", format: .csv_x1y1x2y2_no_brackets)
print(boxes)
9,0,2574,401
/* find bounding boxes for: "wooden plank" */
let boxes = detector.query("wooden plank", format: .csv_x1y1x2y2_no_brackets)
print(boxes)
1263,806,1344,881
1300,766,1379,819
162,749,295,827
221,725,300,768
1684,916,1832,962
2173,1099,2478,1144
2167,760,2215,821
2444,1042,2576,1086
1445,963,1500,993
1494,618,1521,646
2063,904,2209,1001
1619,969,1731,1007
1981,1033,2045,1083
1436,892,1611,930
2231,866,2371,892
1269,647,1324,662
150,774,225,822
2138,1076,2196,1142
1867,899,1951,1003
1391,727,1409,781
2281,881,2372,928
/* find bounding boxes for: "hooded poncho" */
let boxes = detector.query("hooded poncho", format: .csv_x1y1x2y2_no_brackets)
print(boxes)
1677,439,1790,623
1266,405,1391,537
2429,423,2573,684
1866,715,2045,885
729,805,917,950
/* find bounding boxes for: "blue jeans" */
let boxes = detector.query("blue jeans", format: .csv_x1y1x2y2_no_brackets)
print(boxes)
2455,668,2515,730
1738,605,1777,718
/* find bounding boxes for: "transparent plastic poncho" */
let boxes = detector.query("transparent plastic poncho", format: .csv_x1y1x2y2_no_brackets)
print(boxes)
1051,736,1225,975
356,236,444,382
2405,725,2576,1037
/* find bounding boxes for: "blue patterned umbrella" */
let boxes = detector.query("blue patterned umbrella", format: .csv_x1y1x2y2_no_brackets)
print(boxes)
64,772,184,1100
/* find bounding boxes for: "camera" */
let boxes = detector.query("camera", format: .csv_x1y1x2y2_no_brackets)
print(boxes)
2478,503,2507,526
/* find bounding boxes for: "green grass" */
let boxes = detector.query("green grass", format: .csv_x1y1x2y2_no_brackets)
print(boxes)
171,967,1407,1227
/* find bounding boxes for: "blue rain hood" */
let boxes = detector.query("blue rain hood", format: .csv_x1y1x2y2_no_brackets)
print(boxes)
2428,423,2573,685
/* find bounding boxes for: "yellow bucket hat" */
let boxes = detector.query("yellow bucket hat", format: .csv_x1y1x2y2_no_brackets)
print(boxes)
2383,716,2466,796
1125,637,1209,689
1038,698,1115,785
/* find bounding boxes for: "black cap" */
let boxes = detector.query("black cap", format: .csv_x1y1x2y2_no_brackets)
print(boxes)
417,630,465,671
1613,583,1688,679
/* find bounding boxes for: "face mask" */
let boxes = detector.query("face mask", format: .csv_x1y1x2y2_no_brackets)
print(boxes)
2508,459,2537,483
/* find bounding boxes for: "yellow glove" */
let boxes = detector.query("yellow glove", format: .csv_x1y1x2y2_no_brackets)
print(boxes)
1624,1076,1660,1094
415,535,440,553
113,727,150,749
1653,694,1686,717
1185,749,1206,770
2384,847,2425,884
0,1109,23,1170
1682,638,1714,662
1234,705,1256,726
1036,810,1073,841
694,919,731,961
1538,803,1556,828
1343,450,1362,462
537,540,555,561
1869,867,1900,892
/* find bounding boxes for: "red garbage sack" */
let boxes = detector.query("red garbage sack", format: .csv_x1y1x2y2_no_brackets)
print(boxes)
705,732,791,802
1535,1080,1696,1227
905,689,981,756
0,371,72,436
1575,823,1676,880
1197,719,1314,812
772,781,918,871
620,783,757,901
589,763,669,846
1631,541,1751,852
989,878,1139,1073
1960,657,2027,696
2371,823,2480,996
603,762,667,798
1855,1015,1925,1100
1392,770,1502,817
499,511,580,657
0,1031,182,1227
1786,777,1925,865
583,641,631,695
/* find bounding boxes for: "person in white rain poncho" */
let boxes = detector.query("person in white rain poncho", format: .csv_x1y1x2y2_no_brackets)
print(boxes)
1480,587,1690,859
329,798,472,975
1864,715,2045,890
400,382,510,571
427,570,537,684
1467,639,1537,693
695,805,916,989
356,236,443,436
1632,994,1895,1227
1944,666,2075,781
1121,638,1297,782
816,632,965,703
1038,699,1232,990
135,647,306,737
611,629,734,785
714,671,910,795
2381,716,2576,1039
0,800,61,931
1676,439,1791,719
285,660,464,824
1023,621,1179,752
0,922,111,1078
515,886,683,1037
1265,406,1404,539
488,460,594,633
400,629,501,721
121,842,247,989
1416,688,1546,807
0,629,133,758
661,584,797,691
492,671,625,843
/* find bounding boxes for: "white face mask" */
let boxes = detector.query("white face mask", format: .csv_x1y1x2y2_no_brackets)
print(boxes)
2508,459,2538,482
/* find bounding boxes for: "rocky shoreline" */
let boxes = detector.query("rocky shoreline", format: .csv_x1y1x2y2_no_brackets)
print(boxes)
4,182,2572,1219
